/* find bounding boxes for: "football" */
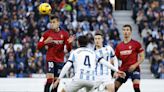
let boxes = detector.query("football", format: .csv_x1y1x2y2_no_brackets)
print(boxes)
38,3,52,15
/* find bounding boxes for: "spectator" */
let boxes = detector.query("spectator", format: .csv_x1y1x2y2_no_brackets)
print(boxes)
0,63,7,77
132,0,164,79
0,0,118,78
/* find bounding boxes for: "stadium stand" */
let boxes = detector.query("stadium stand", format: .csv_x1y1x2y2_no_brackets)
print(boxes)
132,0,164,79
0,0,120,78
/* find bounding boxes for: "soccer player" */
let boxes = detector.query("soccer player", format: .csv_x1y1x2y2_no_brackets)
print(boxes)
37,15,74,92
55,35,125,92
114,24,145,92
94,32,119,92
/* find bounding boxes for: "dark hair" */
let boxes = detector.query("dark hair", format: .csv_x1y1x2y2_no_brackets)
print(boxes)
78,35,88,47
123,24,132,31
94,31,103,37
49,15,59,20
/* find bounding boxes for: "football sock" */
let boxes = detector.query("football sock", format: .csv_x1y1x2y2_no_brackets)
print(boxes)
44,78,53,92
133,84,140,92
51,80,59,92
115,87,118,92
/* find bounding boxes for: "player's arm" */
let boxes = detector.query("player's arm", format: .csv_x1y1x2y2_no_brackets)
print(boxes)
135,42,145,66
129,42,145,72
98,57,126,78
134,51,145,67
95,49,118,72
59,51,75,79
64,31,75,52
98,57,119,72
53,61,72,88
37,32,53,49
110,47,119,69
58,61,72,79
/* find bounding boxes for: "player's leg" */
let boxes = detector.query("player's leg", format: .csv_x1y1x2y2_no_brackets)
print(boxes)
103,78,115,92
133,79,140,92
106,83,114,92
85,84,95,92
57,78,71,92
44,61,55,92
114,80,122,92
131,70,141,92
51,62,65,92
114,71,129,92
64,79,83,92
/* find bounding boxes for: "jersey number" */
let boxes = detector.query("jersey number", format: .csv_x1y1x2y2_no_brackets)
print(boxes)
84,55,91,67
48,62,54,68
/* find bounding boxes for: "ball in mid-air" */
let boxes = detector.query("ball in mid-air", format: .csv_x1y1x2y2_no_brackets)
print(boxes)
38,3,52,15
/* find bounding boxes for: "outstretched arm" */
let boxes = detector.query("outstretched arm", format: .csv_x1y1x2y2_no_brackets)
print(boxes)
64,32,75,52
99,58,126,78
37,36,54,49
58,61,72,79
99,58,119,72
111,55,119,70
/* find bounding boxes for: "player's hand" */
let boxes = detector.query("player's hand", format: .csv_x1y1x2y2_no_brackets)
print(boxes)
53,79,60,88
44,37,54,44
113,72,119,78
67,35,75,43
115,71,126,78
128,64,137,72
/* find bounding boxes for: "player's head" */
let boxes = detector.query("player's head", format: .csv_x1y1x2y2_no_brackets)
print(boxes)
94,32,103,48
78,35,88,47
49,15,60,30
122,24,132,39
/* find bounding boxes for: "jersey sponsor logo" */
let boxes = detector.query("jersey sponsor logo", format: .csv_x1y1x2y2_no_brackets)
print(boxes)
53,40,64,44
120,50,132,55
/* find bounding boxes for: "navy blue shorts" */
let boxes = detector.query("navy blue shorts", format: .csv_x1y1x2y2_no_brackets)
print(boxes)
46,61,65,77
116,70,140,83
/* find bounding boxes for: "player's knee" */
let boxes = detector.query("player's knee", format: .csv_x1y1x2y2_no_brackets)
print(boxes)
46,73,54,79
133,83,139,88
107,84,114,92
114,81,121,88
46,78,53,84
114,81,121,92
133,84,140,92
61,88,65,92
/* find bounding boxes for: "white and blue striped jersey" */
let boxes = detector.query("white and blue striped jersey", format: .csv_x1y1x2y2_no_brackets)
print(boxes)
95,45,118,78
68,48,97,81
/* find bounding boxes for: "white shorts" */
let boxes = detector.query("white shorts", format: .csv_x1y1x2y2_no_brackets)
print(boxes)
95,75,114,86
58,78,98,92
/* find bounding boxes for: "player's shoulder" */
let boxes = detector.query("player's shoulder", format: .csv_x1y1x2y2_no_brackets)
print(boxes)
75,48,94,54
42,29,52,36
116,41,124,47
131,39,140,43
105,45,114,50
43,29,50,33
131,39,141,45
60,28,68,34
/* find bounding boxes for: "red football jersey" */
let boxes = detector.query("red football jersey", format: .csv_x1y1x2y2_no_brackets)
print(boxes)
37,29,72,62
115,39,144,71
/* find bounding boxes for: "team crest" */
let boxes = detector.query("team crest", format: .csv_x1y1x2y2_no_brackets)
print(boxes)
129,46,132,49
60,34,63,38
106,48,108,51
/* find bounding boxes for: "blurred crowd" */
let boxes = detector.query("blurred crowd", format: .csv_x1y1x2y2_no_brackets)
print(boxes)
0,0,120,77
132,0,164,78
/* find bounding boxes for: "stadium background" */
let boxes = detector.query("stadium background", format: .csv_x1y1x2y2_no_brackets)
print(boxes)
0,0,163,92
